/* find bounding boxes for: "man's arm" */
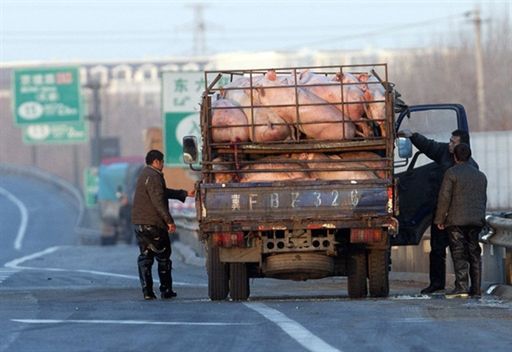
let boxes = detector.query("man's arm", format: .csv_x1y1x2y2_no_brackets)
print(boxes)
434,169,455,226
165,189,188,203
410,132,447,164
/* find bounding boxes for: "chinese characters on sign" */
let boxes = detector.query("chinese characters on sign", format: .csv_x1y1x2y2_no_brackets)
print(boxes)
162,71,232,166
12,67,83,125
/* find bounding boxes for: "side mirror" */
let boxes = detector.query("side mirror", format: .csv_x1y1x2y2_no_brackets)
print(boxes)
397,137,412,158
182,136,198,164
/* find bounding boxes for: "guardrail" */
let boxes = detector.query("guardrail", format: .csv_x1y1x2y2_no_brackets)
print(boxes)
483,213,512,249
0,163,102,241
481,213,512,288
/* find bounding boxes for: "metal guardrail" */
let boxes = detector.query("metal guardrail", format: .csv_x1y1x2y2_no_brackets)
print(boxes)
173,212,203,257
0,163,102,240
482,212,512,249
481,212,512,287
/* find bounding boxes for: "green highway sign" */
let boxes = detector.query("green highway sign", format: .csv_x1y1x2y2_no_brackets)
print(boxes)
161,71,232,166
12,66,83,125
162,71,204,166
22,121,88,144
163,112,201,166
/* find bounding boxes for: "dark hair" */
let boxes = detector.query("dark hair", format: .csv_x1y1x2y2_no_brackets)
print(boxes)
451,129,470,144
145,149,164,165
454,143,471,162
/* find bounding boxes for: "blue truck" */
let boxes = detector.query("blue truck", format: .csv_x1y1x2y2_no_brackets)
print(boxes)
183,64,470,300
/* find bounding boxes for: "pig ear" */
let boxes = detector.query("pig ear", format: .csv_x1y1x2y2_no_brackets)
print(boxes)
266,70,277,81
357,73,369,82
299,69,309,80
335,72,342,82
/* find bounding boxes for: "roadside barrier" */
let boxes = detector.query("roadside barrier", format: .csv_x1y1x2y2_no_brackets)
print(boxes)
482,213,512,287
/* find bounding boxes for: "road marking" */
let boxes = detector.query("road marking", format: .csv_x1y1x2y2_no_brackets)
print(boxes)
0,187,29,250
4,246,206,287
244,302,341,352
0,268,19,283
4,246,61,269
12,319,254,326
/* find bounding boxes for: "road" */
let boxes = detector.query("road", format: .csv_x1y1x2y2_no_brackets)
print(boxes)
1,172,512,352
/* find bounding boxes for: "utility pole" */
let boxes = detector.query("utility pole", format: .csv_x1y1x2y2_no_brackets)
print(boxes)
84,79,103,167
469,7,486,131
187,3,207,55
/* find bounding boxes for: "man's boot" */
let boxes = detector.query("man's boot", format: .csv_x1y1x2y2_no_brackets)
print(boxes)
158,259,177,299
138,257,156,300
469,262,482,298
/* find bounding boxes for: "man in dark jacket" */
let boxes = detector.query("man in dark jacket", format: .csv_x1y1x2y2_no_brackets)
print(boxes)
434,143,487,298
132,149,192,300
400,129,478,294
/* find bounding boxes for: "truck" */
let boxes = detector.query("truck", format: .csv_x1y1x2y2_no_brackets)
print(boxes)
97,157,144,245
182,64,470,300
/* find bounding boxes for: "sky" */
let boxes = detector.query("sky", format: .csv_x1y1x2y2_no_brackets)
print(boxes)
0,0,510,63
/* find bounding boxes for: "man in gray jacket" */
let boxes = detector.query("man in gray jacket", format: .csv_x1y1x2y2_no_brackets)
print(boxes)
132,149,193,300
434,143,487,298
400,129,478,294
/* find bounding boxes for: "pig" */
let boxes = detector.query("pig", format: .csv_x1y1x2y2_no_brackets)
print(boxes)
294,152,378,181
222,77,292,142
355,73,387,136
211,98,250,143
239,155,310,183
251,70,356,141
299,70,372,137
211,157,237,184
337,151,387,179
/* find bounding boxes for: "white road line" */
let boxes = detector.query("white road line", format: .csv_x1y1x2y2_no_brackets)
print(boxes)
0,268,19,284
244,302,341,352
4,246,62,269
0,186,29,250
4,246,206,287
12,319,254,326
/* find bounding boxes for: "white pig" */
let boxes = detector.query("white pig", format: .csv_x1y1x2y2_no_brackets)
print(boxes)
211,98,250,143
222,77,292,142
251,70,356,141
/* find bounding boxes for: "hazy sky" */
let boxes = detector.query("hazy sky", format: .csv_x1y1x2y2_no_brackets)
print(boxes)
1,0,510,63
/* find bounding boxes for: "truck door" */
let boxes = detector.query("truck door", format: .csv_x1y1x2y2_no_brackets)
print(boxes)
392,104,469,246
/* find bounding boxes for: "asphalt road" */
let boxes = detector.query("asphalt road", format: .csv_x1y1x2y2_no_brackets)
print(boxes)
1,172,512,352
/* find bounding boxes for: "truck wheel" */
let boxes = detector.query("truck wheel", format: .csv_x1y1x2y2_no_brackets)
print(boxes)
207,242,229,301
347,249,368,299
368,249,390,297
229,263,250,301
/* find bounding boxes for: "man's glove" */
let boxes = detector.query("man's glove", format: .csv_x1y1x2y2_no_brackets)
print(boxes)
398,129,413,138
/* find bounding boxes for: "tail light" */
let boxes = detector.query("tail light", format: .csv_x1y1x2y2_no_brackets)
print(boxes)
212,232,245,248
387,186,394,214
351,228,383,243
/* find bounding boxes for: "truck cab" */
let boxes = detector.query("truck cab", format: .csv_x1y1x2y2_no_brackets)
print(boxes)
394,104,470,245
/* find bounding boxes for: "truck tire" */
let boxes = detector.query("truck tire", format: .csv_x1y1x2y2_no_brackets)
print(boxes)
264,253,334,280
347,249,368,299
368,249,390,297
207,242,229,301
229,263,250,301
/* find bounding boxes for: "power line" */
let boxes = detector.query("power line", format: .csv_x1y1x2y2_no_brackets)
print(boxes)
283,11,471,50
